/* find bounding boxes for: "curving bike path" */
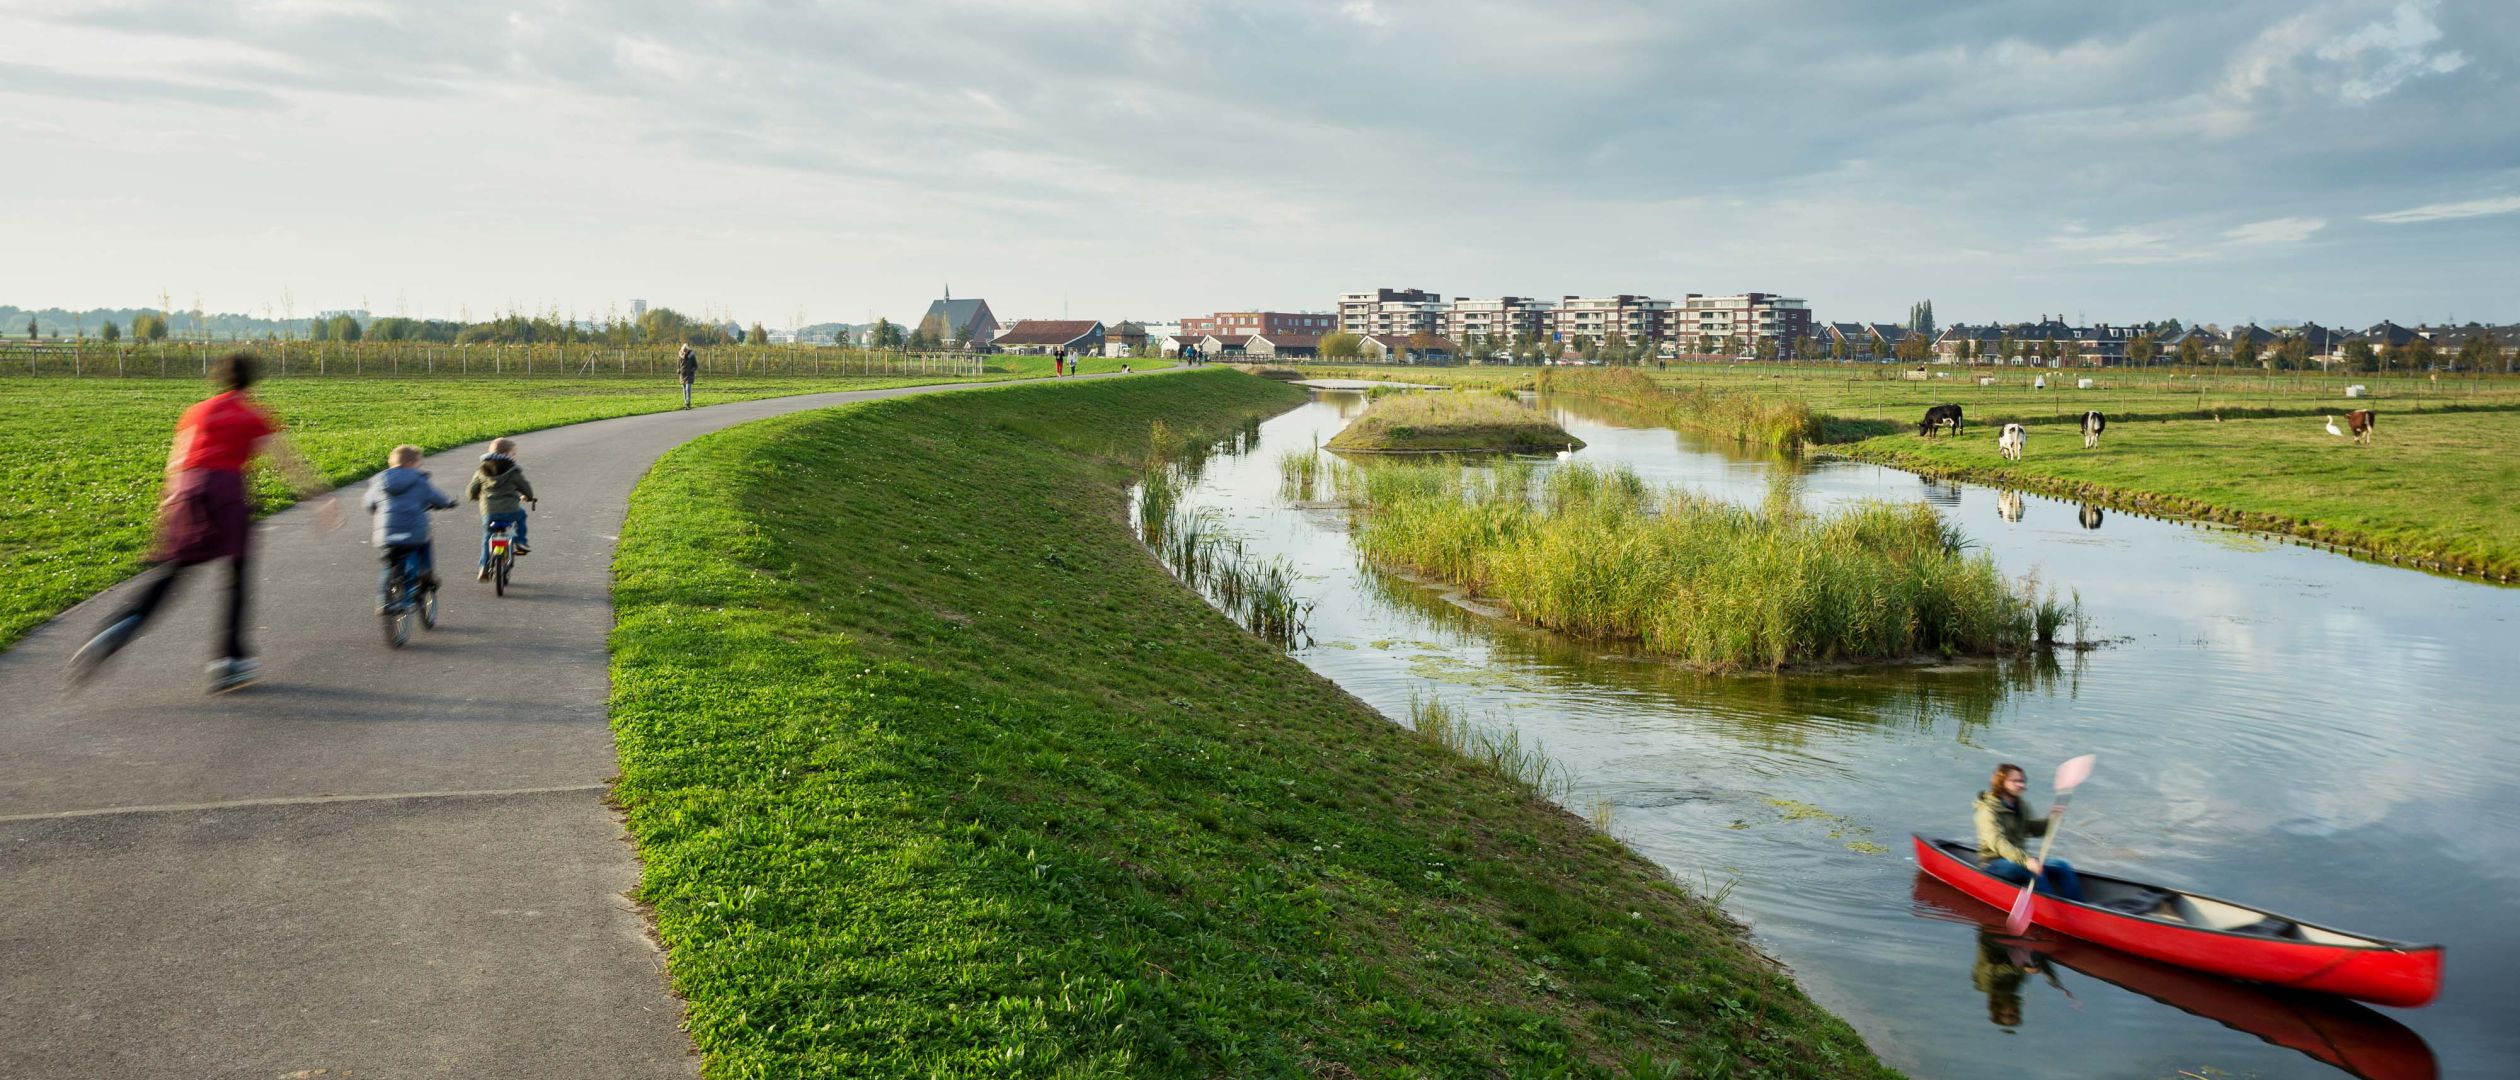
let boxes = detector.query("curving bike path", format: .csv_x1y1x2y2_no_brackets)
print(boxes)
0,374,1120,1078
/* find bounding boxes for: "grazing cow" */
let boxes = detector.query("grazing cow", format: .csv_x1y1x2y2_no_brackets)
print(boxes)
2081,410,2106,449
1997,490,2025,523
1998,422,2026,461
1919,403,1964,437
2078,503,2104,530
2346,409,2376,447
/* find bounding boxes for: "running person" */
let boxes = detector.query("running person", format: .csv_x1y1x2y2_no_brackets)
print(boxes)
677,343,698,409
69,352,340,692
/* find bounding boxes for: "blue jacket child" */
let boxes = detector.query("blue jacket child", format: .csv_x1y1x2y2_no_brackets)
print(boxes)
364,445,458,601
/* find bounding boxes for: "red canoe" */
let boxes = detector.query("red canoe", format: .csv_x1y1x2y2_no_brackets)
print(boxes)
1911,873,2438,1080
1913,835,2442,1007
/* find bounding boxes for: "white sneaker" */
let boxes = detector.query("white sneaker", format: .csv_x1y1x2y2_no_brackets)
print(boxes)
208,657,261,694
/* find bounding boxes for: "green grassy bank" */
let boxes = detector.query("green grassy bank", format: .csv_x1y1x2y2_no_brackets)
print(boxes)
607,369,1894,1077
1836,410,2520,581
0,360,1130,649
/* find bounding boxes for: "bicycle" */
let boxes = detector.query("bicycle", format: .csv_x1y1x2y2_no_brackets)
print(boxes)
484,498,535,596
381,545,438,647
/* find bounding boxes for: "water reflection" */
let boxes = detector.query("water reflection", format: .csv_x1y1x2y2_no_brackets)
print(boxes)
2079,503,2105,531
1998,490,2025,524
1918,475,1964,507
1913,875,2438,1080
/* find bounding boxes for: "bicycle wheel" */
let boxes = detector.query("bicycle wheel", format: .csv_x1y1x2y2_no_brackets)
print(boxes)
494,550,510,596
420,580,439,629
382,561,414,647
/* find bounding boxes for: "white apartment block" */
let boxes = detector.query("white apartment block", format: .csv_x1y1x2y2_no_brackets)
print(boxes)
1338,287,1447,338
1446,296,1557,347
1678,293,1811,353
1549,295,1675,346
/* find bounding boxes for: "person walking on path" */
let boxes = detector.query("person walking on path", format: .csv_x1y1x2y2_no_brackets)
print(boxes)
677,343,698,409
466,437,539,579
68,352,340,693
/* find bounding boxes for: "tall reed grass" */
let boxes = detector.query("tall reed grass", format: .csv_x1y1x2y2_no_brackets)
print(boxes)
1338,460,2074,671
1540,367,1819,453
1406,693,1574,802
1137,424,1313,648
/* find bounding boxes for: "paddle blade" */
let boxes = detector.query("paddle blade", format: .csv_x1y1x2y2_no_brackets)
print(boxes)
2005,883,2037,936
2053,754,2098,794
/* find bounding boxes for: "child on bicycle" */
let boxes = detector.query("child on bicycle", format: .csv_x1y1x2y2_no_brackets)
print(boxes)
365,444,456,610
465,436,538,580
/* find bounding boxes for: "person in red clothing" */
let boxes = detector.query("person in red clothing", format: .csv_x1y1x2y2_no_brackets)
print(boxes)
69,352,339,693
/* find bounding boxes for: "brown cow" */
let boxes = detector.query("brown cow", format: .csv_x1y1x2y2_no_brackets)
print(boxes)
2347,409,2376,447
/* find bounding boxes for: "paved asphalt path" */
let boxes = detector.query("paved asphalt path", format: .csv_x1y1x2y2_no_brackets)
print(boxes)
0,375,1106,1078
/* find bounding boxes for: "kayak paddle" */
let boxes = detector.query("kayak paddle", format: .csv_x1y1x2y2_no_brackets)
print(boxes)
2005,754,2097,936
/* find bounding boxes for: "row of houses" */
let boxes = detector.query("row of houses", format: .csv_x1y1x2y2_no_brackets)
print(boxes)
1824,317,2520,367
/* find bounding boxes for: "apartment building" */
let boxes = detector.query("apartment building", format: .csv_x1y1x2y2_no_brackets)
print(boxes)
1445,296,1556,349
1550,295,1675,347
1677,293,1810,354
1180,310,1335,338
1337,288,1447,337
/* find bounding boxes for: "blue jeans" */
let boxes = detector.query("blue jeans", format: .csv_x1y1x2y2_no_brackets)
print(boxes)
480,512,528,566
1986,857,2085,902
380,543,434,606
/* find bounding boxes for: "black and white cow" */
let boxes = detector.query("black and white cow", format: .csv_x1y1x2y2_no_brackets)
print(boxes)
2081,410,2106,449
1998,422,2026,461
1919,403,1964,437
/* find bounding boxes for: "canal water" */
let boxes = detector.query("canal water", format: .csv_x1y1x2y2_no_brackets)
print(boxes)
1166,388,2517,1079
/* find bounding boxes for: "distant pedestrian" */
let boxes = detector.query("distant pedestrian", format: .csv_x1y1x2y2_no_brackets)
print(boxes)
1054,347,1067,377
70,352,341,693
677,343,698,408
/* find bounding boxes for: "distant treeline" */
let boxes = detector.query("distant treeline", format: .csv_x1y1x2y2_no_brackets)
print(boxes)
1,304,772,347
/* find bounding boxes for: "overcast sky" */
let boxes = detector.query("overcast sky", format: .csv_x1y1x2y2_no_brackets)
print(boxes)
4,0,2515,328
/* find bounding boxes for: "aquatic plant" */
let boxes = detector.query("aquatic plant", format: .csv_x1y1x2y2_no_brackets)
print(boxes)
1336,460,2073,671
1406,693,1574,801
1277,448,1322,502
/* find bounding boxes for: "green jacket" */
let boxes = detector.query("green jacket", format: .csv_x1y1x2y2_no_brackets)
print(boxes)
1973,790,2049,866
465,454,536,517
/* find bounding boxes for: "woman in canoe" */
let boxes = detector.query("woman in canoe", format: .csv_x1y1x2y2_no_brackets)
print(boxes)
1975,763,2086,901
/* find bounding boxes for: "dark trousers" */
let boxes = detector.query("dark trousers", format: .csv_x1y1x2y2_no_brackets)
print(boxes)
106,552,253,661
1986,857,2085,902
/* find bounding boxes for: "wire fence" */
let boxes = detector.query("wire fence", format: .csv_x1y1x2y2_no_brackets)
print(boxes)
0,339,991,380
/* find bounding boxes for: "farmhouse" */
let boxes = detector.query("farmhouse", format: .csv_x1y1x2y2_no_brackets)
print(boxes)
1243,333,1322,360
991,319,1105,356
1360,333,1458,363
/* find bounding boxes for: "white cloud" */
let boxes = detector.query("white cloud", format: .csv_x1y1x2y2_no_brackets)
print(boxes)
2364,195,2520,224
2222,216,2325,245
2317,0,2469,102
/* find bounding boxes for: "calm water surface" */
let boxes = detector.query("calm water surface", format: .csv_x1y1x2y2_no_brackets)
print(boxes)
1168,389,2518,1080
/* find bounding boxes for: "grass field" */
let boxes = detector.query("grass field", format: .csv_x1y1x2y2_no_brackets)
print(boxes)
1323,389,1580,453
1838,409,2520,579
0,356,1141,649
607,370,1895,1077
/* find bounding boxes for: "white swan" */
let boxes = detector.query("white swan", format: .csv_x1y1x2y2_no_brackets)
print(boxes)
1556,443,1575,461
2325,415,2344,437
